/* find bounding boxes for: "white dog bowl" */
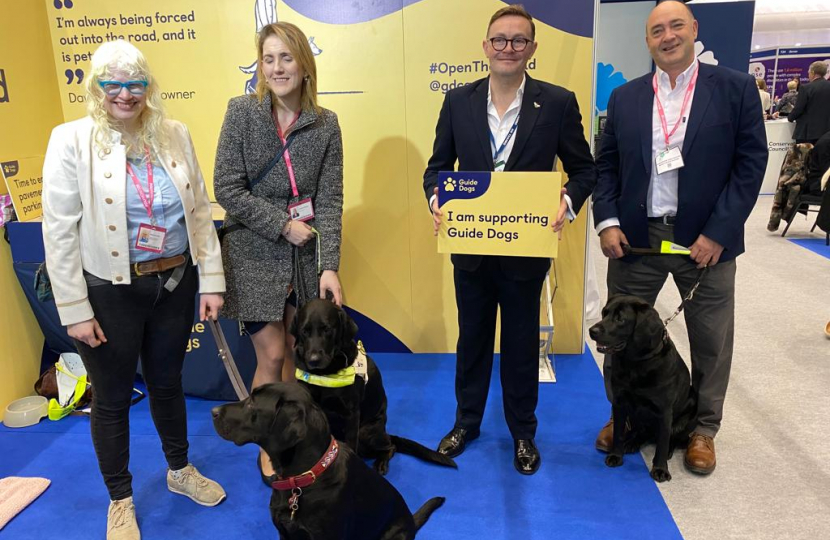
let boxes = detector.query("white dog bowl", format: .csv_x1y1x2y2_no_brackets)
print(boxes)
3,396,49,428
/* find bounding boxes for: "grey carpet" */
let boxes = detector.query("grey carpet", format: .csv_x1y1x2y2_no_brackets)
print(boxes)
584,195,830,539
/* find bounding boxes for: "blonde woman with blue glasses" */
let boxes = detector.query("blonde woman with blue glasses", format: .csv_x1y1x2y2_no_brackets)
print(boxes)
42,40,226,540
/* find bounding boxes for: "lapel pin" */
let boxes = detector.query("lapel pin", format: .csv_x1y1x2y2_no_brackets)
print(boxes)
533,102,541,108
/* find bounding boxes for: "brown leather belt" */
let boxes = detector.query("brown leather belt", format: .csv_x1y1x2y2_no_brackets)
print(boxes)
133,254,187,276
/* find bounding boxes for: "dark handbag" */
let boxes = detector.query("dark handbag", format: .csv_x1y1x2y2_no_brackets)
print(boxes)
218,134,297,243
34,262,53,302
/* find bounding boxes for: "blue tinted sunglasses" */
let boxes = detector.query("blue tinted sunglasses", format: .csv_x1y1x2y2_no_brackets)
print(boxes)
99,80,148,96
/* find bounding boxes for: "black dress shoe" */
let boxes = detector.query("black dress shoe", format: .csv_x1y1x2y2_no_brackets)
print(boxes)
514,439,541,475
257,453,277,488
437,427,478,458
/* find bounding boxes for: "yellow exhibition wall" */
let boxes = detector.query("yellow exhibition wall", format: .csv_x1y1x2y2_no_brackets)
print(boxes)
0,0,62,419
2,0,593,404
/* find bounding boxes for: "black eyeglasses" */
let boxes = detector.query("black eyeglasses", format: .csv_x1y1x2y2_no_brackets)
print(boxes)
489,37,531,52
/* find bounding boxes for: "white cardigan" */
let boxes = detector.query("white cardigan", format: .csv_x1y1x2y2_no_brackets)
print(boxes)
42,116,225,326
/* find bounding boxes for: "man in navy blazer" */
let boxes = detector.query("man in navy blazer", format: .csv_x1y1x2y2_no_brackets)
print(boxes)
423,5,596,475
593,1,767,475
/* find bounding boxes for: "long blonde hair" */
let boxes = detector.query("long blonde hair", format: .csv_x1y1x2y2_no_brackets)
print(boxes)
86,40,167,157
255,22,320,113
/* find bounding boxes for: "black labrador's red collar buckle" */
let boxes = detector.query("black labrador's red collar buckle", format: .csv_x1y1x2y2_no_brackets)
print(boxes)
271,437,340,491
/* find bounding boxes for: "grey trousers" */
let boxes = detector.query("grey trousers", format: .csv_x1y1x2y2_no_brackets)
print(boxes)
603,223,736,438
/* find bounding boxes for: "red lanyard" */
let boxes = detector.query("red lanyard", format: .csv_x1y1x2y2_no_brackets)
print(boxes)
126,147,154,219
652,63,699,149
273,110,301,197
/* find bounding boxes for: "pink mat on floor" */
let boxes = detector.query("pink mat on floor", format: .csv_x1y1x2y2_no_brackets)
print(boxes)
0,477,51,530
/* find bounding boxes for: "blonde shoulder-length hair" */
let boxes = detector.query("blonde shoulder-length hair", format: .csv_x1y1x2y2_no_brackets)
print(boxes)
255,22,321,113
86,40,167,156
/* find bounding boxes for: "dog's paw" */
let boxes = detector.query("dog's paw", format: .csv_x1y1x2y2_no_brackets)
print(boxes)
605,454,624,468
650,467,671,482
373,459,390,476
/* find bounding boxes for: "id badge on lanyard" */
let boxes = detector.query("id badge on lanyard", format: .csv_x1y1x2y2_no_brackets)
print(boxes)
276,110,314,222
653,65,697,175
127,148,167,253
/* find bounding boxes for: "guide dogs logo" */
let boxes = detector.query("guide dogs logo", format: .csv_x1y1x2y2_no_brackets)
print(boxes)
0,69,9,103
1,161,19,178
443,178,456,192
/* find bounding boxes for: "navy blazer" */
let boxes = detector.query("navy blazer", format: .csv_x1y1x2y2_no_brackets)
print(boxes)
423,74,597,279
593,63,768,263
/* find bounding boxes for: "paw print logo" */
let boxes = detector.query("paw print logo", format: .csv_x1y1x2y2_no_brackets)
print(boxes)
444,177,456,192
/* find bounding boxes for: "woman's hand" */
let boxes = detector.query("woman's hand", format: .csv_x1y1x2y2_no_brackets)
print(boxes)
319,270,342,306
200,293,224,321
68,318,107,348
283,219,315,247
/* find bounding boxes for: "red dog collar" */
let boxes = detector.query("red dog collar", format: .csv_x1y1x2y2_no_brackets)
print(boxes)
271,437,340,491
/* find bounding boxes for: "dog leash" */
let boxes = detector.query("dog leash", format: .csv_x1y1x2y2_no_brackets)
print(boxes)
207,318,250,400
292,227,321,306
620,242,709,328
662,266,709,327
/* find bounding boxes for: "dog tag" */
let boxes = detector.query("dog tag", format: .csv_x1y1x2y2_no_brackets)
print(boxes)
354,341,369,383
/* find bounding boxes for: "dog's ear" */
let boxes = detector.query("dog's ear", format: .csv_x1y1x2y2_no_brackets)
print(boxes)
338,307,359,344
281,401,308,442
289,309,300,340
631,304,665,355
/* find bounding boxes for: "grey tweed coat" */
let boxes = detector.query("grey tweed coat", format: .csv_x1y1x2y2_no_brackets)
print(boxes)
214,93,343,321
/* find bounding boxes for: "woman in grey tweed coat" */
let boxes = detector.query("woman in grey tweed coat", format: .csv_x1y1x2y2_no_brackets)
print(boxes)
213,22,343,480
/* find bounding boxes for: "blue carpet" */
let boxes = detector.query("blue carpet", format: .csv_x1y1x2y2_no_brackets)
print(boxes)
0,350,682,539
789,237,830,260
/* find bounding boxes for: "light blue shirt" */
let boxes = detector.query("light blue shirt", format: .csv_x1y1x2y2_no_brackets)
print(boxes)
126,156,187,263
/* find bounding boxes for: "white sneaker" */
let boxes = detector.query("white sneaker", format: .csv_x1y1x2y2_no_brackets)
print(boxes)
107,497,141,540
167,463,227,507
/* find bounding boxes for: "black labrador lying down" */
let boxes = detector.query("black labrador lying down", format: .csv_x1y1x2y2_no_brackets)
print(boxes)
291,299,456,475
589,295,697,482
212,383,445,539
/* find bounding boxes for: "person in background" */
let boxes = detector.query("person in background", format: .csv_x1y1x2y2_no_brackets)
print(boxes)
775,80,799,117
42,40,226,540
757,78,771,115
788,61,830,144
213,21,344,486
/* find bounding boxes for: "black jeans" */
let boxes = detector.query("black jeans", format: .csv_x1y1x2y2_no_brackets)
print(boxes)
75,264,197,500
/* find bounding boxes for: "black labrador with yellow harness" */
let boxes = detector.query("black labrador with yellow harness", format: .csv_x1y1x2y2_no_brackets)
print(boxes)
291,299,456,475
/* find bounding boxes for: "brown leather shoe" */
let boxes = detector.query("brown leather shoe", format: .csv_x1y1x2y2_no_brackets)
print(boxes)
685,433,716,475
595,418,614,452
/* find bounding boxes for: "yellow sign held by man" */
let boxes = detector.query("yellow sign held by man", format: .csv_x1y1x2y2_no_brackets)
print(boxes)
437,171,561,258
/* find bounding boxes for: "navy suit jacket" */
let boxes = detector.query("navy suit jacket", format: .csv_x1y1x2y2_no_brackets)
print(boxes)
593,63,768,263
423,74,597,280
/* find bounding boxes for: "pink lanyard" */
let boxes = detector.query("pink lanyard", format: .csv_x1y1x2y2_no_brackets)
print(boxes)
652,63,699,149
273,110,301,197
126,147,155,220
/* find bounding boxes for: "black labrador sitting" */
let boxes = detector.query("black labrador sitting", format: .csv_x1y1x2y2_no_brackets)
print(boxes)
212,383,445,539
588,295,697,482
291,299,456,475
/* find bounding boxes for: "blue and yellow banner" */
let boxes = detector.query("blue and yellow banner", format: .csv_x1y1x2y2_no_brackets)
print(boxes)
437,171,560,258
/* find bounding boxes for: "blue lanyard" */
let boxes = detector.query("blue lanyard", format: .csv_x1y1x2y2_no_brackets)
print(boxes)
489,113,520,165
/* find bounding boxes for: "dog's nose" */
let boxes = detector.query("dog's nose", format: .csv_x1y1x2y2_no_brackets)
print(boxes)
309,352,321,364
588,325,600,340
211,406,221,419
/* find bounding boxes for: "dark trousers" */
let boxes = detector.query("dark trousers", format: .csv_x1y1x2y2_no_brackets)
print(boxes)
603,224,736,438
453,257,544,440
75,264,197,500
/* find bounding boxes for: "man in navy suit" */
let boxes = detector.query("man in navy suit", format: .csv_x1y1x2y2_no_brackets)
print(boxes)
423,4,596,475
593,0,767,475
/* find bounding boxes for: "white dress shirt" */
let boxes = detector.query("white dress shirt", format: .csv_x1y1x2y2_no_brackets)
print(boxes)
596,60,698,234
